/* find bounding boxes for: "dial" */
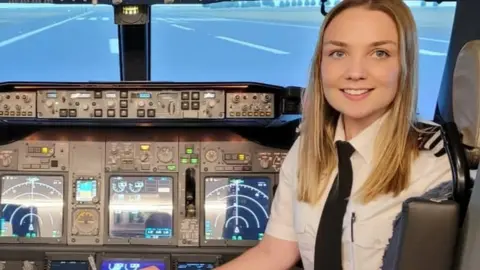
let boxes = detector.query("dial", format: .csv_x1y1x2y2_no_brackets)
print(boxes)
157,147,174,163
72,209,99,235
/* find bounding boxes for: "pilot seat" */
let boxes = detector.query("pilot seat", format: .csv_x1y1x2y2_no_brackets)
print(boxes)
381,39,480,270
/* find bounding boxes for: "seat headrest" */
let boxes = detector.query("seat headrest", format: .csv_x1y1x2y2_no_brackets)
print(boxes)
453,40,480,148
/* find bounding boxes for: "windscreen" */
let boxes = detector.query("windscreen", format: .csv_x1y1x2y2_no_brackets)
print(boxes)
0,3,119,81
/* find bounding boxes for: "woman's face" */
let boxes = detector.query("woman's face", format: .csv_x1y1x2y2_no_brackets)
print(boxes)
321,6,401,125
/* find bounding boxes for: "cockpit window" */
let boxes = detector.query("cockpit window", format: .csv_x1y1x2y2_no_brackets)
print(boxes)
0,3,119,82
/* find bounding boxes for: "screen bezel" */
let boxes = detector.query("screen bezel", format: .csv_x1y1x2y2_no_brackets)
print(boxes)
172,254,221,270
97,253,171,270
46,252,92,270
104,173,178,246
199,173,274,247
0,172,68,244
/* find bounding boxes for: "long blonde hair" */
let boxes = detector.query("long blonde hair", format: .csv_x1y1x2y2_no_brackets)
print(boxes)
297,0,420,204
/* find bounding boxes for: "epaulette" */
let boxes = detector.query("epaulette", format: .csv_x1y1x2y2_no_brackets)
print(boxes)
415,121,446,157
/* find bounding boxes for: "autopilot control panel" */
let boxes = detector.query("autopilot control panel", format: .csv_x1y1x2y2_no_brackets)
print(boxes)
0,128,290,270
0,82,303,123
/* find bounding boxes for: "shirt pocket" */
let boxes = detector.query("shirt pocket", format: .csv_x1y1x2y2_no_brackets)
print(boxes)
352,219,393,270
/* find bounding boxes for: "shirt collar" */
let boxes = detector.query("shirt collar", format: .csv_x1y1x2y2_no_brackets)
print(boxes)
334,112,390,164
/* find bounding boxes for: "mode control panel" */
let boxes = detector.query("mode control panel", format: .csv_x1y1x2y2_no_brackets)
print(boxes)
226,93,274,118
37,90,120,119
0,92,36,118
127,90,225,119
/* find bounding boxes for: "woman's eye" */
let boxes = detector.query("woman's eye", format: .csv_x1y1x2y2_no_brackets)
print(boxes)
374,50,389,58
330,51,345,58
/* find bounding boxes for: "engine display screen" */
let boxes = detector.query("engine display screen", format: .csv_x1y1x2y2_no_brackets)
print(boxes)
109,176,173,239
0,175,63,238
76,179,97,202
177,263,215,269
101,259,166,270
50,260,89,270
204,176,271,241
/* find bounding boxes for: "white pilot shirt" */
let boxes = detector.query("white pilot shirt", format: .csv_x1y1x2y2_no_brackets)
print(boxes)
264,113,452,270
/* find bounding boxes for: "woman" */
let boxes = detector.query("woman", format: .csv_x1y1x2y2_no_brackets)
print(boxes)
216,0,452,269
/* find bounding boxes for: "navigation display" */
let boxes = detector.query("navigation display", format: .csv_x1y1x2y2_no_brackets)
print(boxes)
178,263,215,269
204,176,271,241
0,175,63,238
101,260,166,270
50,260,89,270
109,176,173,239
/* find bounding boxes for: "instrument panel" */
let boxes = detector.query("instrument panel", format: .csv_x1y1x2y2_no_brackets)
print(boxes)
0,128,290,269
0,82,302,122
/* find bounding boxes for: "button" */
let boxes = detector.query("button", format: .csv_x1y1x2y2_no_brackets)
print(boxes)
120,100,128,108
94,109,102,117
59,109,68,117
191,102,200,110
107,109,115,117
181,92,189,100
51,160,58,167
147,109,155,117
120,109,128,117
191,92,200,100
137,109,145,117
94,91,102,99
181,102,189,110
120,91,128,98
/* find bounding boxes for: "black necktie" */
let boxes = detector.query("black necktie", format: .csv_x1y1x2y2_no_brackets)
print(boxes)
314,141,356,270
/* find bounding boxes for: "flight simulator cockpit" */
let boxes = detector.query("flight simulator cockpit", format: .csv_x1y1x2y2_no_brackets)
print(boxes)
0,0,479,269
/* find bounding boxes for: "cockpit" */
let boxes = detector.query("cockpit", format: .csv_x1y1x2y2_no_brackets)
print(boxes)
0,0,478,269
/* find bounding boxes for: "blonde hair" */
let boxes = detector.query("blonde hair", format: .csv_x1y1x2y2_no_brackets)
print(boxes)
297,0,420,204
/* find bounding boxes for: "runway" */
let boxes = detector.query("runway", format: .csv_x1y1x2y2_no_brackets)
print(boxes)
0,3,456,119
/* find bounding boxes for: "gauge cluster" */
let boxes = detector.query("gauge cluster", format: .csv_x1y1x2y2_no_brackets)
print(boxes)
0,128,288,269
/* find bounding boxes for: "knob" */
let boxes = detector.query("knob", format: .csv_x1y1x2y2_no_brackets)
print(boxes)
22,94,30,103
138,100,145,107
107,100,115,108
3,104,9,110
168,101,176,115
261,94,271,103
1,156,11,167
259,158,269,169
15,105,21,111
140,153,149,162
82,104,89,111
232,94,241,103
207,99,217,108
45,100,54,108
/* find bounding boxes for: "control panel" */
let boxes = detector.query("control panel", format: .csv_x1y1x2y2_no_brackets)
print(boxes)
0,129,288,250
226,93,273,118
0,82,296,121
0,92,36,118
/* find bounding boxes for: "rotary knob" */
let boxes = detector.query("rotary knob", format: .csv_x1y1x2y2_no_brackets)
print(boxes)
259,157,269,169
205,150,218,162
45,100,54,108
